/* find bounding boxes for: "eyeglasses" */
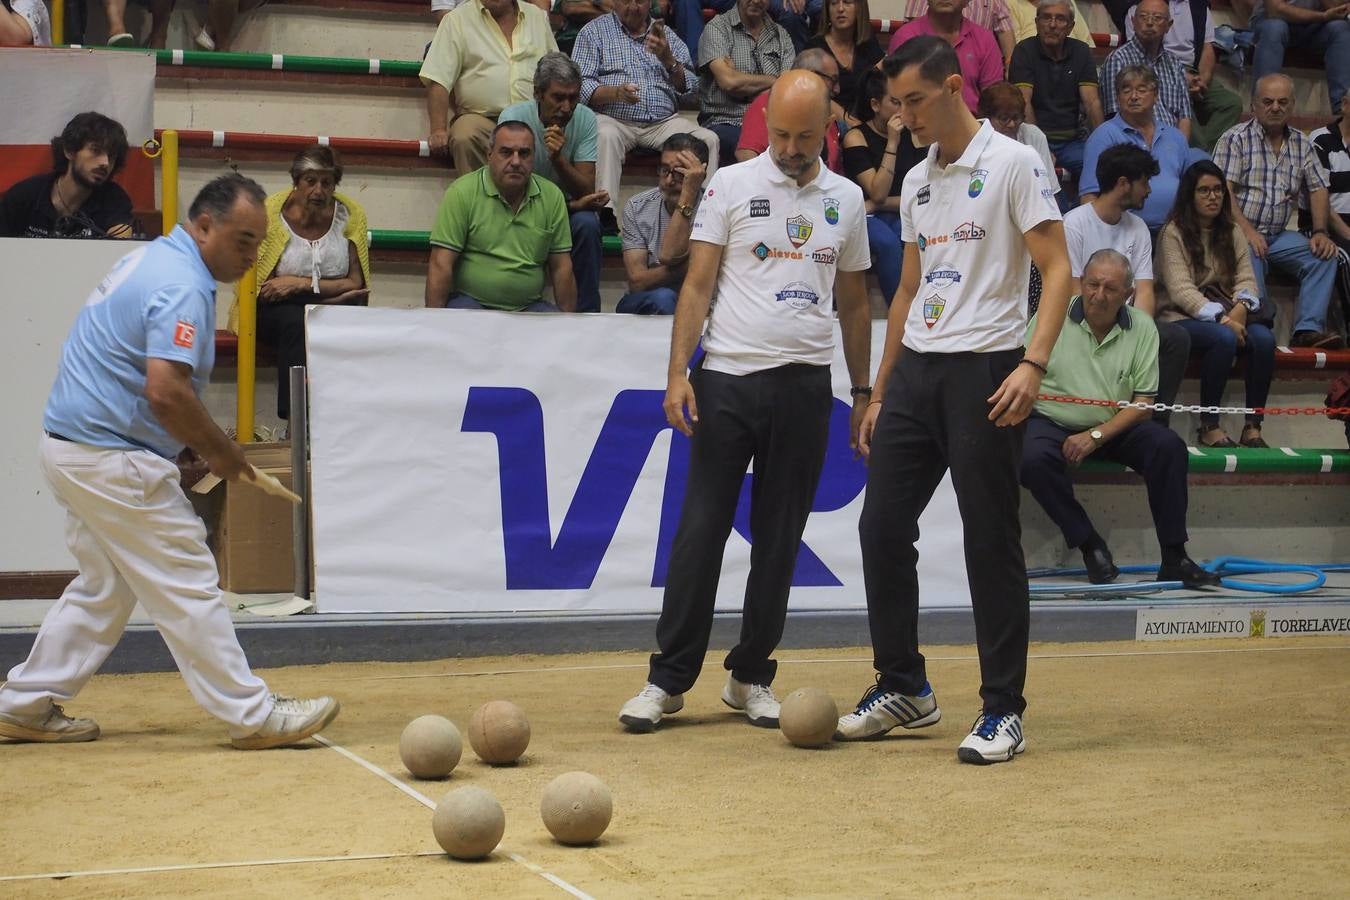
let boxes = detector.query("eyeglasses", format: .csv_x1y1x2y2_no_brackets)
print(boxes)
657,166,686,178
1037,13,1071,23
1134,12,1169,23
1119,84,1158,96
1195,186,1224,197
991,113,1025,127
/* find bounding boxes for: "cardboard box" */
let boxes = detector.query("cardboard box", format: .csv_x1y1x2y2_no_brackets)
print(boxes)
213,443,298,594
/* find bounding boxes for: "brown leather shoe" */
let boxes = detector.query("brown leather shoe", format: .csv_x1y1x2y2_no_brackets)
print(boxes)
1289,330,1347,350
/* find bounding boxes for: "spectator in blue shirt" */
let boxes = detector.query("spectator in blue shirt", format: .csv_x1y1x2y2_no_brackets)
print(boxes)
1080,65,1194,232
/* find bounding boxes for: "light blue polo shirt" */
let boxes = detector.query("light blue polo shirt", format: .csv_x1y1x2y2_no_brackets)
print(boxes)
497,100,598,189
1079,114,1196,229
44,226,217,459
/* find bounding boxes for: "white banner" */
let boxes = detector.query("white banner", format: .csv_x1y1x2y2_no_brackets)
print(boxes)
307,307,970,614
1137,603,1350,641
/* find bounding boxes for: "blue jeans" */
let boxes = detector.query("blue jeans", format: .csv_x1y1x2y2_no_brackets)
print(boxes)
1048,137,1085,212
704,121,742,167
616,287,679,314
570,210,603,313
1249,230,1338,334
1174,318,1276,427
866,212,903,305
1252,14,1350,108
446,293,559,312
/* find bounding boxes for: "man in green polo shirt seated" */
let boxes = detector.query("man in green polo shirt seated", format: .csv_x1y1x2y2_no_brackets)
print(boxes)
1019,249,1220,589
424,120,578,312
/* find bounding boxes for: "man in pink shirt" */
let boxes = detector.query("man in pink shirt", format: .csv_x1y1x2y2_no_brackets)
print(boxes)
888,0,1005,113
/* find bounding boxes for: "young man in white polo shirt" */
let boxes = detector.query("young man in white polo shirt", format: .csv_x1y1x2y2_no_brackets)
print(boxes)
835,36,1072,765
619,71,873,733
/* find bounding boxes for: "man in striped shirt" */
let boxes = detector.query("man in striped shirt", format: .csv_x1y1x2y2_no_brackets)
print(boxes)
1099,0,1193,142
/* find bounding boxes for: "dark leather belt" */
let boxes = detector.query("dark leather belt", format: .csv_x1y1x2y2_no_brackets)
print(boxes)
45,431,76,442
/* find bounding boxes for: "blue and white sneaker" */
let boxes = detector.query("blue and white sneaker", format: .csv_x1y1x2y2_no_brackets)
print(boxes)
957,712,1026,765
834,679,941,741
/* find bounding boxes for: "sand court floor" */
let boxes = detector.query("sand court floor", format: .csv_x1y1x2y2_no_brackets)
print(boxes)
2,639,1348,898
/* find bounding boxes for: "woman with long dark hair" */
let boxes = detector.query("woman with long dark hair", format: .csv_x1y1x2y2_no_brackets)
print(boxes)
1156,160,1275,448
806,0,884,125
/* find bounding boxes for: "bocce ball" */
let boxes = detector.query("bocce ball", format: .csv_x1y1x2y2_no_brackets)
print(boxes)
399,714,462,779
540,771,612,845
468,700,531,765
778,687,838,748
432,786,505,860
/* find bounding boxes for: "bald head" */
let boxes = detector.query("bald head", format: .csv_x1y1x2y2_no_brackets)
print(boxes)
764,70,833,183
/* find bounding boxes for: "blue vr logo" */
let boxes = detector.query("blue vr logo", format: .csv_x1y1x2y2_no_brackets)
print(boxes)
461,387,867,591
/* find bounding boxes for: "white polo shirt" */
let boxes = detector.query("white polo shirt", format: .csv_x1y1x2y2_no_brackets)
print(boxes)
691,152,870,375
900,120,1061,354
1063,203,1152,282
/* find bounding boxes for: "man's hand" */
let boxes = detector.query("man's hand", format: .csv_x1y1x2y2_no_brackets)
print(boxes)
544,124,566,158
569,190,611,212
258,275,310,302
429,128,450,158
205,441,249,481
1061,431,1099,466
849,398,869,458
1186,70,1205,96
615,82,641,104
644,20,676,68
176,448,211,489
987,362,1042,427
1323,2,1350,22
1310,231,1338,260
673,149,707,197
856,401,881,460
1243,223,1269,260
664,374,699,436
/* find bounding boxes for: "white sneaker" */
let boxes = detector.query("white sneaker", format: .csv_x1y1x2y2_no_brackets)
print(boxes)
194,26,216,50
0,703,99,743
230,694,340,750
720,676,780,728
957,712,1026,765
835,679,941,741
618,683,684,733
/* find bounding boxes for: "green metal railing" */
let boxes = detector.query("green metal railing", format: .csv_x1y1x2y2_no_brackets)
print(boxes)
66,45,423,77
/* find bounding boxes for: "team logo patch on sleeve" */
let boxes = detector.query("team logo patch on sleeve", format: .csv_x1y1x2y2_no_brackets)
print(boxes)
916,185,931,205
173,321,196,349
823,198,839,224
786,215,813,248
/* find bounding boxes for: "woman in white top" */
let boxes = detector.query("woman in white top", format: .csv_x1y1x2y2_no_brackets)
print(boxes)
256,145,371,420
1,0,51,46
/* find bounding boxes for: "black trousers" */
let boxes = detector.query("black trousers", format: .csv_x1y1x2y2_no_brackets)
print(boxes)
648,363,833,695
1020,414,1190,550
257,301,306,421
859,349,1029,717
1154,319,1192,426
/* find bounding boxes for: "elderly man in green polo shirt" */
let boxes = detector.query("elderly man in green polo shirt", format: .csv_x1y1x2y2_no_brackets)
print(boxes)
424,120,578,312
1020,249,1220,589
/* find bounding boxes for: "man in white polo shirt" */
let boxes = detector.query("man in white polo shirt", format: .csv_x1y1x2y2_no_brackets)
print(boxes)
835,36,1072,765
618,70,872,733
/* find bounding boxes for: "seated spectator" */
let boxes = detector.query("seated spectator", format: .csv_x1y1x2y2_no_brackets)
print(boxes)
698,0,795,166
617,133,710,313
1213,74,1342,348
673,0,822,58
1067,144,1195,423
1251,0,1350,114
901,0,1015,62
421,0,558,174
573,0,719,230
1099,0,1194,141
805,0,885,123
841,68,926,304
499,53,605,312
1021,249,1221,588
197,0,266,52
0,113,135,239
1156,161,1276,447
1008,1,1102,199
1080,65,1190,232
554,0,652,53
1304,94,1350,254
1006,0,1093,45
248,146,371,422
737,47,844,168
0,0,50,45
431,0,466,23
425,121,577,311
1123,0,1242,152
887,0,1003,114
103,0,174,47
978,82,1056,193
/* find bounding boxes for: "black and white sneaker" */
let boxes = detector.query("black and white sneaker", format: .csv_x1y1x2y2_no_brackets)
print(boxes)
957,712,1026,765
834,678,941,741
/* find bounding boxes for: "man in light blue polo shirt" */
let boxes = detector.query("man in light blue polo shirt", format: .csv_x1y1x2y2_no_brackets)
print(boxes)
0,175,340,750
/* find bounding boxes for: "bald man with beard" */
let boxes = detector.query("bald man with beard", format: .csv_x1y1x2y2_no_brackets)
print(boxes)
618,71,873,734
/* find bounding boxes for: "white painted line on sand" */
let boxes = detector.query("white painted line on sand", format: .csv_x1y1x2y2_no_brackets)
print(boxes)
0,851,443,883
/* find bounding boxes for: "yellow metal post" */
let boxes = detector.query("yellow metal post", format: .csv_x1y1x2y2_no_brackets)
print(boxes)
52,0,64,45
160,129,178,236
235,267,258,443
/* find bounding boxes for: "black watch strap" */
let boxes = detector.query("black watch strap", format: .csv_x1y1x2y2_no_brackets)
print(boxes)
850,385,873,398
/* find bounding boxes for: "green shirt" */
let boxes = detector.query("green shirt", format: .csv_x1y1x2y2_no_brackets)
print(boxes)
1030,296,1160,430
430,168,572,310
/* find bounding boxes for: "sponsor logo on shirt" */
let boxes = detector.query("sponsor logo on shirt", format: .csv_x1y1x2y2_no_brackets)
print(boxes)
952,221,986,242
823,197,840,225
922,294,946,328
812,246,837,265
753,241,804,260
917,232,949,252
705,188,715,198
750,198,771,218
774,281,820,310
968,168,988,198
786,214,813,248
924,267,961,289
173,321,196,349
916,185,931,205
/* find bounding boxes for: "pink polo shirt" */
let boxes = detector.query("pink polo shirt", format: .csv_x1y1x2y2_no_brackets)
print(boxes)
887,17,1005,114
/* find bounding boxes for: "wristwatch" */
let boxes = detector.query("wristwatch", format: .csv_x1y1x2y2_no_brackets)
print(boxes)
1089,429,1104,445
676,202,695,218
850,385,873,399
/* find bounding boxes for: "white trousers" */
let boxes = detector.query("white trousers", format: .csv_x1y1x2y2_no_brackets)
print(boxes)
0,436,272,732
595,113,721,217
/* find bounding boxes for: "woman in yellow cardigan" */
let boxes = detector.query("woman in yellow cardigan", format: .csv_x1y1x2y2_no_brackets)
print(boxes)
249,145,372,421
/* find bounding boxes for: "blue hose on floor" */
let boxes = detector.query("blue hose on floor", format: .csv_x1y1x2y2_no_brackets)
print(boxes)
1027,557,1344,597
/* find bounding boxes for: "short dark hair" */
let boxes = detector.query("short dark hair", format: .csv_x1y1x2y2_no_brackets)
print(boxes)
491,120,535,144
1095,143,1160,194
660,132,710,165
882,35,960,86
289,144,344,186
187,173,266,221
50,112,129,176
853,67,888,122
